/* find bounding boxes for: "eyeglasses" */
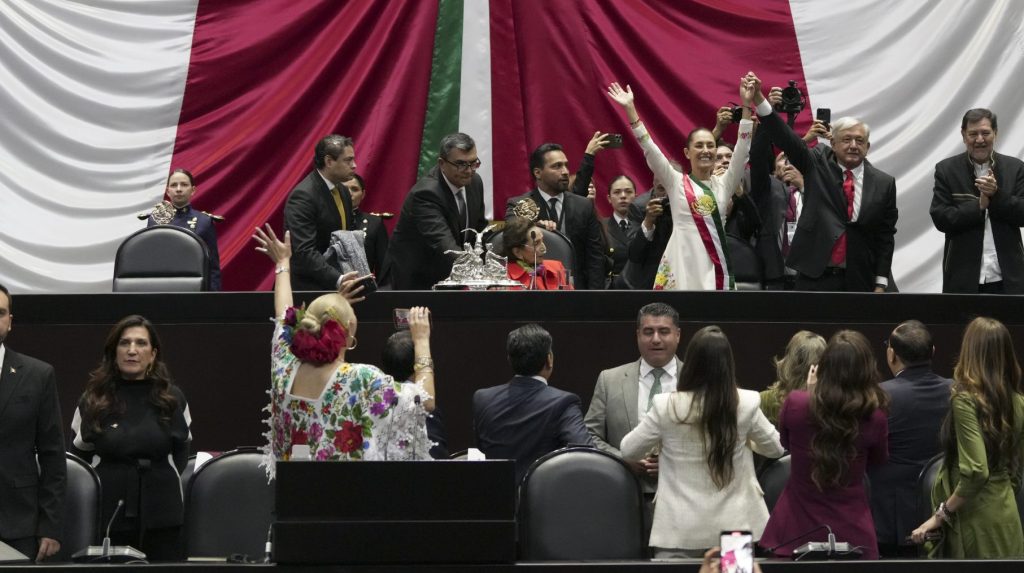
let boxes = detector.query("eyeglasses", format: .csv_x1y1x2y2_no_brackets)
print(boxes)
441,156,482,172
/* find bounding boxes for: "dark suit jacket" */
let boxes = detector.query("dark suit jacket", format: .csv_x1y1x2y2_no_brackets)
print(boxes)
505,189,606,289
749,123,792,281
388,165,487,290
473,376,592,483
0,348,66,542
353,209,389,282
602,215,636,279
620,192,671,289
930,151,1024,293
147,204,222,291
868,365,952,546
760,111,898,291
284,169,355,291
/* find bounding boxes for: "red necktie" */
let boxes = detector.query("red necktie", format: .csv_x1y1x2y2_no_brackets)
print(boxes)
829,170,855,265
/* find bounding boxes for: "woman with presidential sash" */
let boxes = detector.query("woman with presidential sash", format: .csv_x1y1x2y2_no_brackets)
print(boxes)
607,74,755,290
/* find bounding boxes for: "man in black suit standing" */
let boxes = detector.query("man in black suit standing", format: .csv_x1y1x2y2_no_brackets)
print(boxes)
343,173,390,282
284,134,358,291
388,133,488,290
931,108,1024,294
868,320,952,557
0,284,65,562
621,171,674,289
751,75,898,292
473,324,592,483
505,143,606,289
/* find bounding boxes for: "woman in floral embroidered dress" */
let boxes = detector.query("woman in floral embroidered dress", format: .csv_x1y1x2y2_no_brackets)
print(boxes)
252,224,434,476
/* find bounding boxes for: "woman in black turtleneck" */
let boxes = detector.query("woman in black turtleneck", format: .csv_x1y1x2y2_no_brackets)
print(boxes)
70,315,190,561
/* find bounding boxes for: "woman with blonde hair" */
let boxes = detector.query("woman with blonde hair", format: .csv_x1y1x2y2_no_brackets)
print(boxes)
760,331,826,427
252,224,434,476
911,317,1024,557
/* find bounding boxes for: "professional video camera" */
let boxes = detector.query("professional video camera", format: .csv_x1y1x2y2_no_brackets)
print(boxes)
774,80,806,126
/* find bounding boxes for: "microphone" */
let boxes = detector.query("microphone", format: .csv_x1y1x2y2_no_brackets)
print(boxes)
102,500,125,556
412,395,423,460
382,395,401,461
762,524,828,554
528,230,539,290
73,499,147,563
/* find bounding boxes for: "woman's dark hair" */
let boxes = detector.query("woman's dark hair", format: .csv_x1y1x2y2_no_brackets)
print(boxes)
942,317,1022,476
809,330,888,491
501,216,536,260
674,325,738,489
685,127,714,147
82,315,178,434
167,168,195,186
381,330,414,382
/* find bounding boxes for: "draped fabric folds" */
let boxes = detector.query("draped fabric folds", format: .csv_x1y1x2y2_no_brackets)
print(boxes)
2,1,1024,293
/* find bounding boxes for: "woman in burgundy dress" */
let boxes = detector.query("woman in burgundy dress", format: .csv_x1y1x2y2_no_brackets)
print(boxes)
759,330,889,559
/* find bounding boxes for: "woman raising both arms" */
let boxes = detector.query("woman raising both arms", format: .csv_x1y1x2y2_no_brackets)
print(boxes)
606,73,757,290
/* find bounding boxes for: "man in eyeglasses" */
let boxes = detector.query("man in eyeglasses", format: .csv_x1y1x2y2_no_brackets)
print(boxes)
283,134,359,291
388,132,489,290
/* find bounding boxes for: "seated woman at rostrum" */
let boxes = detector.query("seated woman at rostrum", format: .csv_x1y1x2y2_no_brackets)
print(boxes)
501,216,573,290
252,224,434,476
70,315,191,561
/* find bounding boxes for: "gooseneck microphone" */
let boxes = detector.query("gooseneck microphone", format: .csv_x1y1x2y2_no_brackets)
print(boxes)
528,230,539,290
762,524,828,555
101,499,126,556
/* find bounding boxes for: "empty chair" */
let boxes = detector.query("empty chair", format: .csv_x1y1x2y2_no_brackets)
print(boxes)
757,454,791,513
56,453,102,561
518,447,645,560
183,448,273,559
112,225,209,292
727,234,764,290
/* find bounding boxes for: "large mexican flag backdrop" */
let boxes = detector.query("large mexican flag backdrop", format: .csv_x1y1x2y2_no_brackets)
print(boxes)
3,0,1023,293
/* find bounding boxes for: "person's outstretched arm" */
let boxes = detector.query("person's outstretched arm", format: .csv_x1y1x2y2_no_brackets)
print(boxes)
253,224,293,318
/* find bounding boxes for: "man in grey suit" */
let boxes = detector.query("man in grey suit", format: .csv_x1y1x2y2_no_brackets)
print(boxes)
0,284,65,562
585,302,683,489
868,320,952,557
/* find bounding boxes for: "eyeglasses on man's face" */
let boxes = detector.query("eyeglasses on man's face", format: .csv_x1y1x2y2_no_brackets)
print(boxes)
441,156,482,172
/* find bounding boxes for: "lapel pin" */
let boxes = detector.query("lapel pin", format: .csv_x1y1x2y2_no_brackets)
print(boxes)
9,367,15,374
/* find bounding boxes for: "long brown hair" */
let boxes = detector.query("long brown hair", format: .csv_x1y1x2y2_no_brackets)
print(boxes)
82,315,178,433
942,317,1022,474
809,330,888,491
768,330,826,397
673,325,739,489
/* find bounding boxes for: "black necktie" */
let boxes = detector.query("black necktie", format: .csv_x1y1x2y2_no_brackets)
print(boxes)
549,198,560,226
619,219,629,234
456,189,467,230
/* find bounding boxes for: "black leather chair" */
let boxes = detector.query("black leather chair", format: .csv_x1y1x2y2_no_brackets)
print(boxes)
917,454,944,523
112,225,209,292
488,228,575,279
183,448,273,559
517,447,645,560
55,453,102,561
757,454,791,513
727,233,763,290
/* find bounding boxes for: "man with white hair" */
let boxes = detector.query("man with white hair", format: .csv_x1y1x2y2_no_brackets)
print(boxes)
749,75,898,292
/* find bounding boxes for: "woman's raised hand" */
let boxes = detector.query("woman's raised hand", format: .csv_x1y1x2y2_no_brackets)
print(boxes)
252,223,291,264
408,306,431,342
740,72,763,106
606,82,635,108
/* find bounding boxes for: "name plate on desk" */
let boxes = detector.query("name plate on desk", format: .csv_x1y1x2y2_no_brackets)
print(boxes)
272,460,516,564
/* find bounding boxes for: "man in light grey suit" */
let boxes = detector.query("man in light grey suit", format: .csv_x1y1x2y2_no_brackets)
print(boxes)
585,302,683,492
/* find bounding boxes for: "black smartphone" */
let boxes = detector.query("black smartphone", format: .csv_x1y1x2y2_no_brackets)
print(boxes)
816,107,831,127
720,530,754,573
605,133,624,148
353,274,377,295
731,106,744,123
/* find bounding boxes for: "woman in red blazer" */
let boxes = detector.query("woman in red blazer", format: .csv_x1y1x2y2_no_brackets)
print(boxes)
502,217,572,290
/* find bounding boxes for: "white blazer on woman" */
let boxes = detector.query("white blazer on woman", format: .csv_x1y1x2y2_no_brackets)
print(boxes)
621,389,784,550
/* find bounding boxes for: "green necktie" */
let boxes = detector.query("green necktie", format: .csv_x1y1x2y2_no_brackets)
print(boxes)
647,367,665,412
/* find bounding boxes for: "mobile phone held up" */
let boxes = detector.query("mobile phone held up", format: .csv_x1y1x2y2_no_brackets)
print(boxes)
353,274,377,295
605,133,624,148
720,530,754,573
816,107,831,129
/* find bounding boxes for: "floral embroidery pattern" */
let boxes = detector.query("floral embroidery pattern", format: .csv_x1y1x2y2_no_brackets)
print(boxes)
653,256,676,290
262,317,433,479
